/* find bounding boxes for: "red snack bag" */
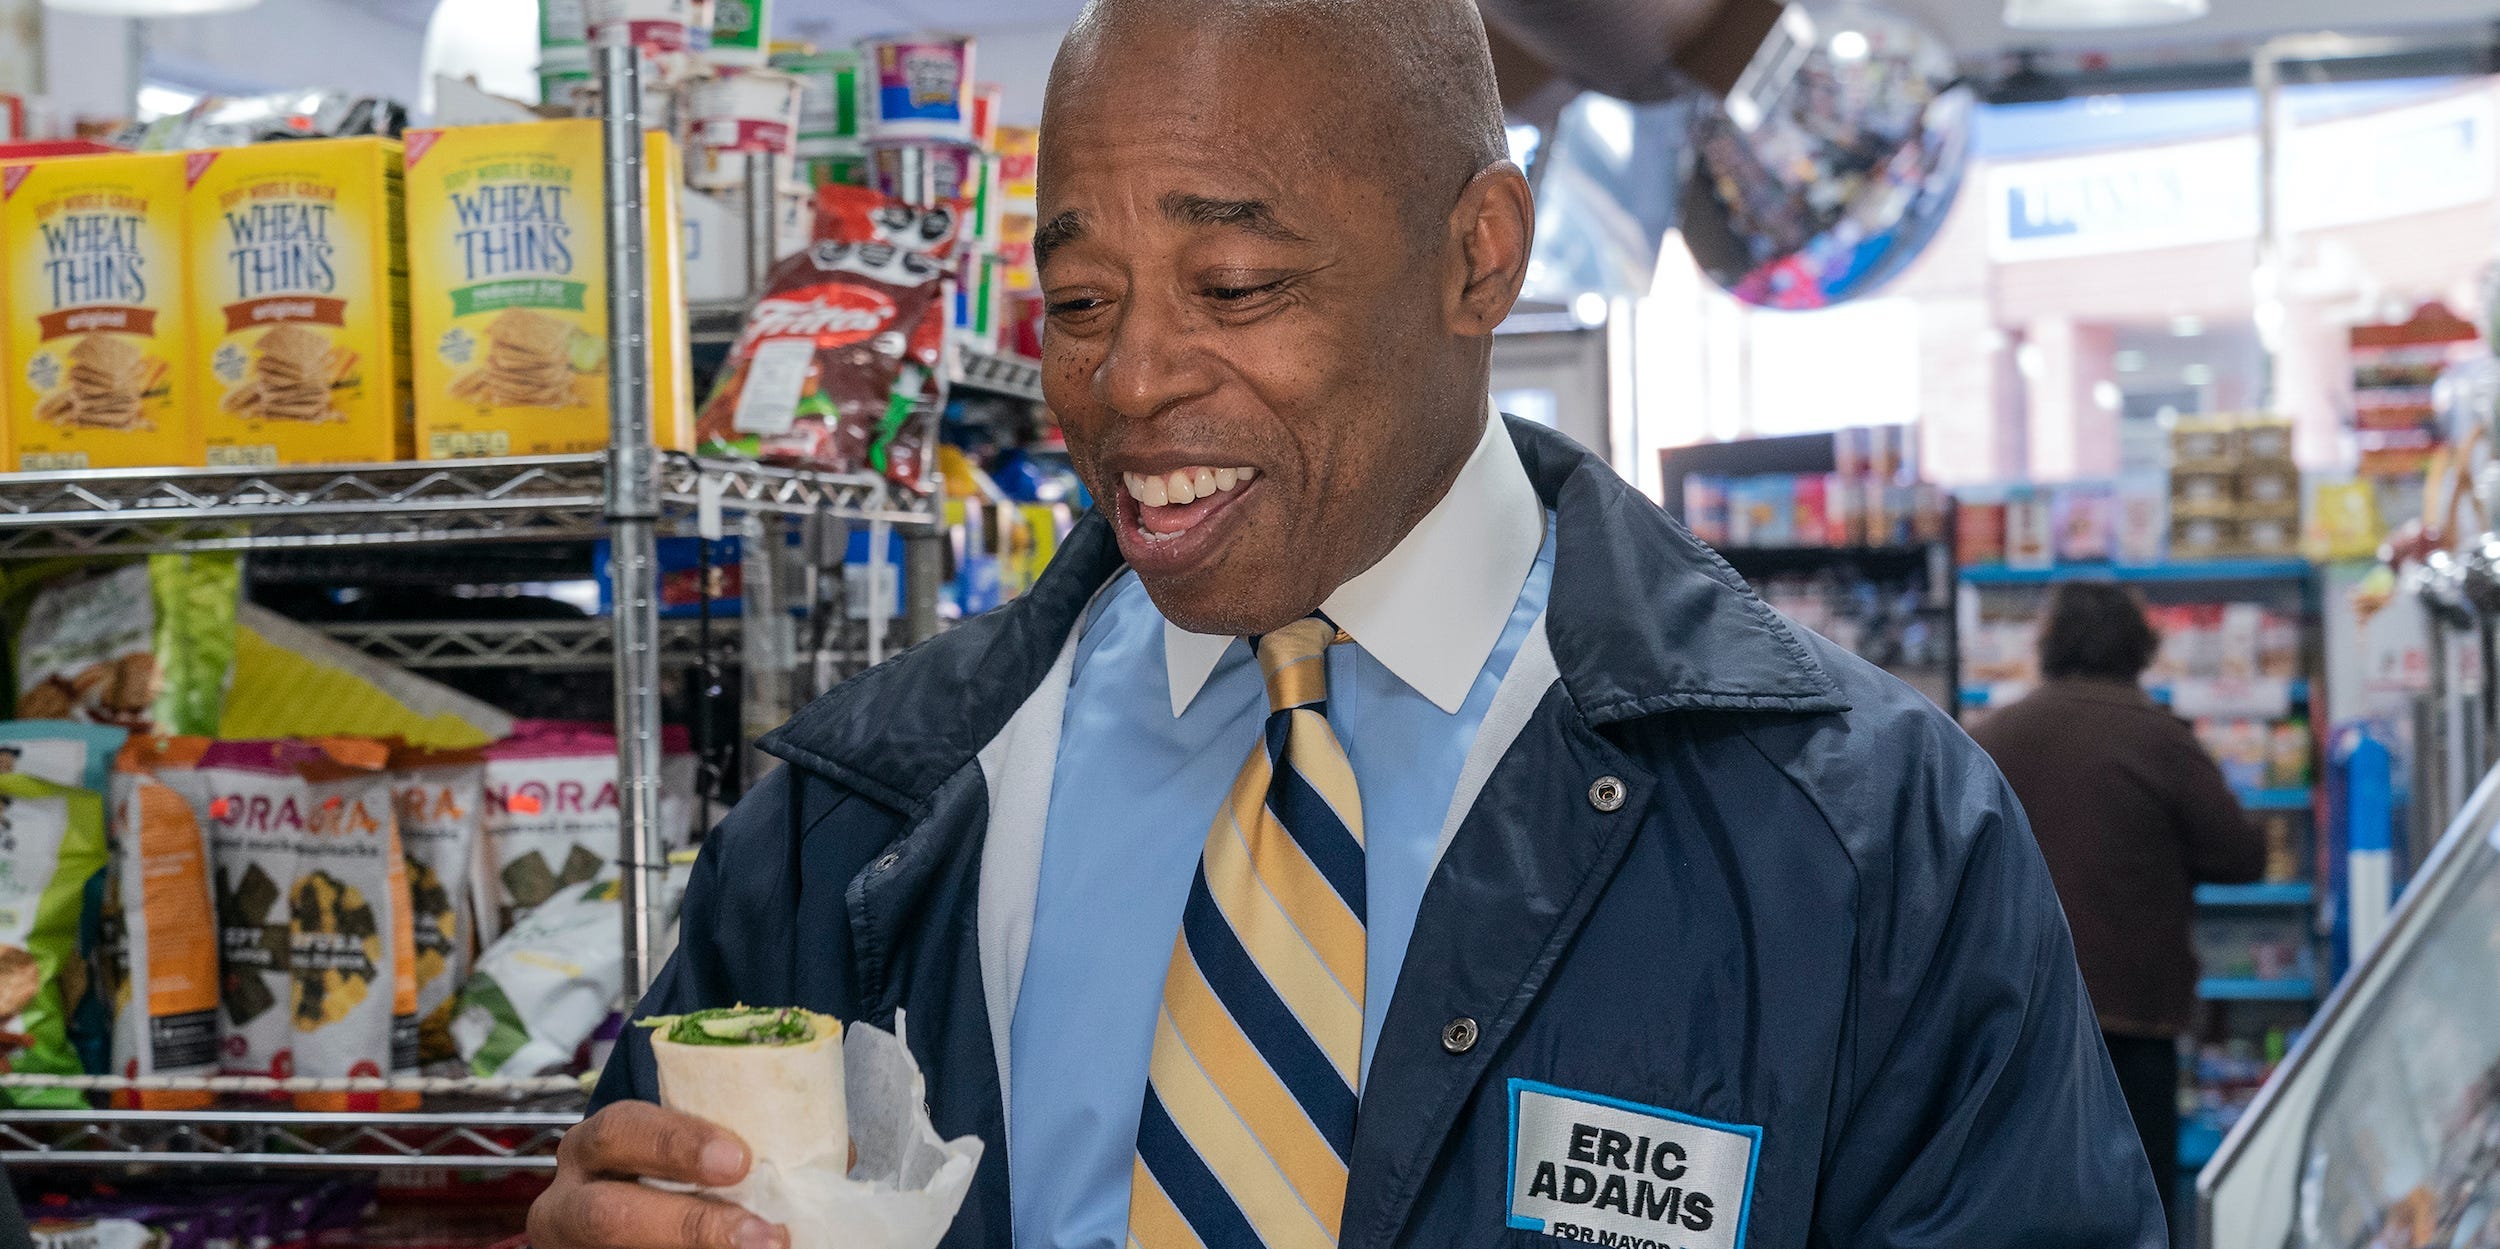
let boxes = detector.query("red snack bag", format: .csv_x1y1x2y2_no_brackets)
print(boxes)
697,186,964,487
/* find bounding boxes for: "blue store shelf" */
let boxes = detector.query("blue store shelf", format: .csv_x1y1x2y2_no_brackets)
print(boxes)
2195,882,2315,907
2179,1124,2223,1170
1961,558,2312,585
2238,788,2312,811
1962,679,2312,710
2199,977,2319,1001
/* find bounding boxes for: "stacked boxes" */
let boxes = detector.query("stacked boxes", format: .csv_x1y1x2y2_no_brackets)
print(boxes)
2170,415,2301,558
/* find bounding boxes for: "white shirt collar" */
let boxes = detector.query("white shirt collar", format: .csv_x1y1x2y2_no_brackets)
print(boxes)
1163,401,1544,717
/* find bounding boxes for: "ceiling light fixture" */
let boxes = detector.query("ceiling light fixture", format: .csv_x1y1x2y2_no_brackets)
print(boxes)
2003,0,2207,31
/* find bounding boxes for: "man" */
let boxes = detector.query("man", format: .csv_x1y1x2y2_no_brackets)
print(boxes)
532,1,2163,1246
1971,583,2266,1243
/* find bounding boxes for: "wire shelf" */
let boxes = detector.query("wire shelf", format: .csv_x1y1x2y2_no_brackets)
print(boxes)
0,453,934,557
317,618,746,671
0,1106,580,1171
951,343,1045,404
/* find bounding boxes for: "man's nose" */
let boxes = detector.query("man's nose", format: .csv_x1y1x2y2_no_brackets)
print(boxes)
1092,291,1219,421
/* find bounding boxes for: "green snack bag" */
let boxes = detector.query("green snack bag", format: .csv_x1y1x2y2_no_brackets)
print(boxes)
0,773,108,1107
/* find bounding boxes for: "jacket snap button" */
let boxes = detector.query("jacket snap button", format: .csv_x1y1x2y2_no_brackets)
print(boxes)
873,852,900,873
1588,776,1626,813
1441,1017,1480,1054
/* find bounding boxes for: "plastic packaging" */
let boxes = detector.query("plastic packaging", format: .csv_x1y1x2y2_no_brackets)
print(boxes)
475,721,696,939
0,720,128,795
862,36,975,144
0,773,108,1107
387,745,485,1066
100,735,220,1109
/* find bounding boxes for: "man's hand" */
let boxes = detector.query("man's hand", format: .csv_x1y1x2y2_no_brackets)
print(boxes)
529,1101,789,1249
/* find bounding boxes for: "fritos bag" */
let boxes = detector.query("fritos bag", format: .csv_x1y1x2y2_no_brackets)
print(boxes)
102,736,219,1109
386,744,484,1066
200,739,419,1108
694,186,964,488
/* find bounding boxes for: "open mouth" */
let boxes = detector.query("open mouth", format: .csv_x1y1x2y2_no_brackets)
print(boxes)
1111,464,1260,576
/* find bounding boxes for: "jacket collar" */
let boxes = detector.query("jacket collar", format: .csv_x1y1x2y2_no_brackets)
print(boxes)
761,417,1846,803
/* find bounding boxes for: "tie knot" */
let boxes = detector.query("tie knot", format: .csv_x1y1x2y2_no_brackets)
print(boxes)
1256,616,1338,713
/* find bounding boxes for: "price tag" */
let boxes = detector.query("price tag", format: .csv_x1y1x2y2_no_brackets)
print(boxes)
731,339,812,437
697,474,727,541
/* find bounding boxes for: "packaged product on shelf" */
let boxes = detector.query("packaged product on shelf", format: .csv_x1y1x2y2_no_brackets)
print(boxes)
101,735,218,1109
2171,417,2235,470
453,850,692,1079
1680,476,1728,547
187,137,413,467
1787,475,1828,547
2260,813,2299,882
538,47,596,117
995,125,1036,204
11,555,242,737
1953,488,2006,566
694,186,963,485
2236,419,2294,464
869,142,981,208
706,0,771,67
476,720,696,939
405,120,693,458
199,737,420,1107
2267,720,2311,788
2238,464,2300,512
0,773,107,1108
2,152,198,470
685,70,805,192
2113,473,2167,566
862,35,975,144
38,1178,374,1249
586,0,706,82
2172,514,2234,561
0,720,128,794
1824,474,1864,548
2258,612,2301,679
540,0,588,50
220,603,515,749
2051,482,2113,564
775,48,862,143
1833,426,1870,479
2003,487,2052,570
385,744,483,1066
2171,469,2235,519
796,141,870,191
1725,475,1793,547
2240,510,2299,557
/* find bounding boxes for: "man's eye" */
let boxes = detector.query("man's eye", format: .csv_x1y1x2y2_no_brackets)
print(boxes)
1206,281,1284,303
1048,297,1106,315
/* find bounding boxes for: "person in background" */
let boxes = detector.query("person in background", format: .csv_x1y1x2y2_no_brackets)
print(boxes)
1970,581,2267,1241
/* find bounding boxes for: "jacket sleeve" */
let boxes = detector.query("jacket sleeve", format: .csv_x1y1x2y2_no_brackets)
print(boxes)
590,766,800,1110
2169,721,2266,885
1810,727,2165,1249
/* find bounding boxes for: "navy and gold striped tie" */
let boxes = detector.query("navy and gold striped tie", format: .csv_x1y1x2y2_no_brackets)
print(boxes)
1130,617,1366,1249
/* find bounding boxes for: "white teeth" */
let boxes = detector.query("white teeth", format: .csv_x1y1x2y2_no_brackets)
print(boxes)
1125,466,1259,508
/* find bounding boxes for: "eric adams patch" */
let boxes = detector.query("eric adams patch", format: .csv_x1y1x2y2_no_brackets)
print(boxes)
1506,1079,1760,1249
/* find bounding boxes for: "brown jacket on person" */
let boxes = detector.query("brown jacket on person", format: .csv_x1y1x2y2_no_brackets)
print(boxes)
1969,678,2267,1037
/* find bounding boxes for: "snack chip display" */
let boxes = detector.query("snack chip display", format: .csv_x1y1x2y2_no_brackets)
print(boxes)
199,738,419,1107
2,152,198,469
451,876,622,1078
694,186,961,486
187,137,411,466
102,736,219,1109
386,745,484,1065
0,772,108,1108
0,720,129,795
404,120,692,458
475,720,695,939
12,555,242,738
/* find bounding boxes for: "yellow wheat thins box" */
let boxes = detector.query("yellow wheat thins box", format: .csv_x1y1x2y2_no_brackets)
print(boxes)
2,153,198,469
403,121,690,459
188,137,411,467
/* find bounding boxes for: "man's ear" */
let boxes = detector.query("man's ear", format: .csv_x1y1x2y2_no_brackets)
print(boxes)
1445,162,1536,336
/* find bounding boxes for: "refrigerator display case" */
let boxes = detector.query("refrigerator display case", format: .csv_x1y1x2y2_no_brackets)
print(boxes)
2201,766,2500,1248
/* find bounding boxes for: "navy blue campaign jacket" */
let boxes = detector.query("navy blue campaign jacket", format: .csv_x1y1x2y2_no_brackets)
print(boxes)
595,418,2163,1249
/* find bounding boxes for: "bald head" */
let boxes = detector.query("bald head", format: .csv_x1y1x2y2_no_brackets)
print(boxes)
1049,0,1510,235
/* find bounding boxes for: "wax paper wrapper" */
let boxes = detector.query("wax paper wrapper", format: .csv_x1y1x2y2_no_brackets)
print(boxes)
671,1014,982,1249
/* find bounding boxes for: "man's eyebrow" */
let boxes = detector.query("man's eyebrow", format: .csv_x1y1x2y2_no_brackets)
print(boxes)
1161,192,1312,245
1034,211,1085,268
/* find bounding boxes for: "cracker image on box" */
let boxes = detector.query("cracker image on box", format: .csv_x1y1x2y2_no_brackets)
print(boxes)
2,152,196,469
189,137,412,467
404,121,691,459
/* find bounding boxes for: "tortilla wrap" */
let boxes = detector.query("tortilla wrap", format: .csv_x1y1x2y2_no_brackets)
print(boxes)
649,1007,849,1176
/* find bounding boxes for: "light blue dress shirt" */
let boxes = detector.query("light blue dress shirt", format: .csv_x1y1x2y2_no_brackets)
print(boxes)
1005,510,1557,1249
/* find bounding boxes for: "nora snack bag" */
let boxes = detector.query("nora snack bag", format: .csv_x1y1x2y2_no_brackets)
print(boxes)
102,736,218,1110
475,720,695,939
200,738,420,1107
385,744,483,1066
403,122,691,458
187,138,412,467
1,153,198,469
0,773,108,1108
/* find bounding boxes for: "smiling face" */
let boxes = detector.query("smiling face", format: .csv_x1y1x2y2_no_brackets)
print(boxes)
1038,3,1531,636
